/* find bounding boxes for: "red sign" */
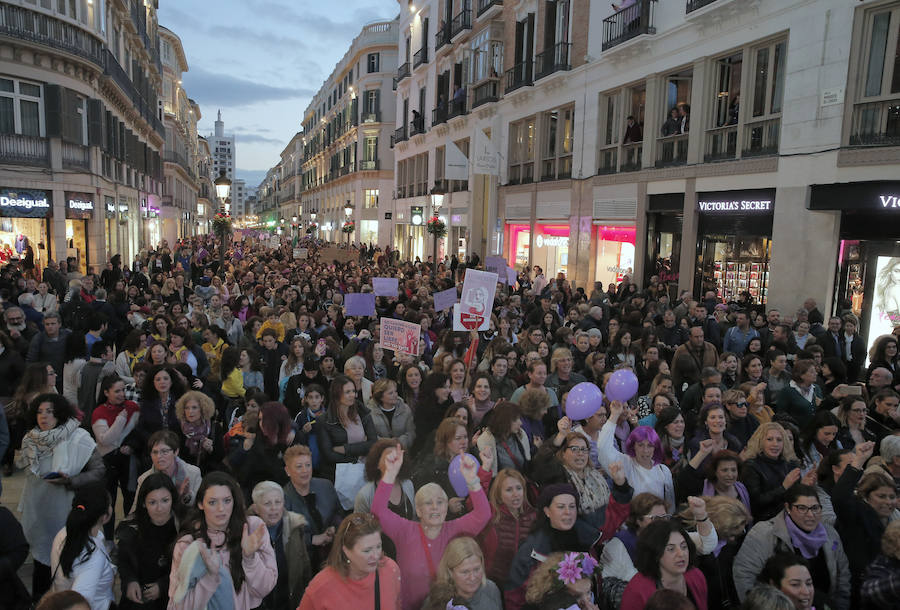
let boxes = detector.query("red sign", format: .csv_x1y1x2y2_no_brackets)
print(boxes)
460,312,484,330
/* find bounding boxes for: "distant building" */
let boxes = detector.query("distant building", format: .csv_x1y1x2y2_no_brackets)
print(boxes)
232,179,246,219
210,111,235,182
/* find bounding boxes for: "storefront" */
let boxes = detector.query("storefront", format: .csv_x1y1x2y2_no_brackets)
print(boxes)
645,193,684,300
695,189,774,305
143,202,161,249
810,180,900,357
0,187,52,273
65,192,94,274
506,222,636,282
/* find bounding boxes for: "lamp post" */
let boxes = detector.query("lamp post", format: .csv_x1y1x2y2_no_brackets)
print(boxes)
292,215,298,242
430,191,444,281
344,200,354,246
213,170,232,279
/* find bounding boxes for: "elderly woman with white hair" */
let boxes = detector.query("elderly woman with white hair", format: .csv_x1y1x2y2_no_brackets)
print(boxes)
373,444,490,610
343,355,373,405
249,480,312,610
33,282,59,314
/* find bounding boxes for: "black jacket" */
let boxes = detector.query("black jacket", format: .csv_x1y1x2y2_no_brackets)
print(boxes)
316,403,377,478
741,454,800,521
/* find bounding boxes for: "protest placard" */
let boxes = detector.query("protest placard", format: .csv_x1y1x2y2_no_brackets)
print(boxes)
292,248,308,260
459,269,498,329
372,277,399,297
433,287,458,312
380,318,421,355
452,303,490,331
319,247,357,264
507,266,518,286
344,293,376,316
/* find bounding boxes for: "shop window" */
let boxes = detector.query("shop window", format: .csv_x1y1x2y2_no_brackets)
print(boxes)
508,115,535,185
0,77,44,137
364,189,379,209
540,106,573,181
849,4,900,145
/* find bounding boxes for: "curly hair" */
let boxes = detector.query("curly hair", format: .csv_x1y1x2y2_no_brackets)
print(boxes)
743,422,797,462
882,520,900,560
524,551,569,603
518,387,551,420
175,390,216,423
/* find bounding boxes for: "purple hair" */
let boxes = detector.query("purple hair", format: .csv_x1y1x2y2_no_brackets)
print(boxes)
624,426,665,466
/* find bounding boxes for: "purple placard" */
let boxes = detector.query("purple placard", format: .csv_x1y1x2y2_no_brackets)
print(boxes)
433,287,458,312
507,266,518,286
372,277,399,297
345,293,376,316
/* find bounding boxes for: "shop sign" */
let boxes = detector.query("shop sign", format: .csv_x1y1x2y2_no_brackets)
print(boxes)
878,194,900,208
698,198,772,212
65,192,94,219
535,234,569,248
0,188,51,218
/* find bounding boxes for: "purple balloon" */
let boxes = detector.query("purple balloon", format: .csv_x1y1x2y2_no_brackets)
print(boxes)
606,369,639,402
565,382,604,421
448,453,480,497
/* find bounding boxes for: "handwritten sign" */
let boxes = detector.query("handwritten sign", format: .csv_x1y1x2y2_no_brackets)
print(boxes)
380,318,421,355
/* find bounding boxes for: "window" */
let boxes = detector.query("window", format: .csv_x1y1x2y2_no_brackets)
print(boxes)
364,136,378,161
367,53,380,73
540,106,574,180
0,77,43,136
364,189,379,209
851,5,900,145
743,38,785,156
508,116,535,184
451,139,469,192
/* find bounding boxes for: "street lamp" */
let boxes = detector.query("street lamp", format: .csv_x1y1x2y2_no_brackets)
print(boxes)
344,200,354,245
213,170,232,278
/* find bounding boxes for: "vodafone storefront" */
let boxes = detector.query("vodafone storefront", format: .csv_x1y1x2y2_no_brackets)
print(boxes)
506,222,635,285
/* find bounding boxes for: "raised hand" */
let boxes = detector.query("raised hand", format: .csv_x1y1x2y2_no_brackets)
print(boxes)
557,416,572,435
609,401,625,421
801,468,818,487
854,440,875,468
478,445,494,473
382,444,404,484
687,496,708,520
698,438,716,455
607,461,626,487
241,521,267,558
782,467,802,489
198,542,219,576
459,453,479,485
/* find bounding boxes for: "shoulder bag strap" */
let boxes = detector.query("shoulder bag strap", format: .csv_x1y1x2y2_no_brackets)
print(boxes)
374,565,381,610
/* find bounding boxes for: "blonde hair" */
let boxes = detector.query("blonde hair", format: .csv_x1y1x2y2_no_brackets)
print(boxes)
525,552,568,603
679,496,750,540
518,387,551,420
549,347,573,373
174,390,215,422
434,536,485,588
279,311,297,330
414,482,448,507
743,422,796,462
882,520,900,560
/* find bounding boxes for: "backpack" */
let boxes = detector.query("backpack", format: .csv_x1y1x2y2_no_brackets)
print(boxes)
61,295,91,332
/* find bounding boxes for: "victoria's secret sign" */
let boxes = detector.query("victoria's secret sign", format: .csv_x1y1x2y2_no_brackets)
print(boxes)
809,182,900,211
698,190,776,214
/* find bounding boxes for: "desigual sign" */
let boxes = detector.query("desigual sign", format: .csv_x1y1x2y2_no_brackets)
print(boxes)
65,192,95,219
0,188,52,217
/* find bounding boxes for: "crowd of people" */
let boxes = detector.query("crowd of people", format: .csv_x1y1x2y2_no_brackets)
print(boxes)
0,233,899,610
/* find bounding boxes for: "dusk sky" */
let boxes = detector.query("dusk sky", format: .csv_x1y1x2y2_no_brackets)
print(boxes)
157,0,398,189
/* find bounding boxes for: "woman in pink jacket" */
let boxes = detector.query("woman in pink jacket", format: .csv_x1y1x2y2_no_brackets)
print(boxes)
373,444,491,610
167,472,277,610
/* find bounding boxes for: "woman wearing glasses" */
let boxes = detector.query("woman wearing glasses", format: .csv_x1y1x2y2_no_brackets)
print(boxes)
733,483,850,610
834,396,877,450
723,389,760,448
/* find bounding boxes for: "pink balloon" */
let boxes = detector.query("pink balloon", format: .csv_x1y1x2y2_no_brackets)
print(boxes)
565,382,604,420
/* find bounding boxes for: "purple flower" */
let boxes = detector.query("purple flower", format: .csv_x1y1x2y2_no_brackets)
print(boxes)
580,554,598,575
446,600,468,610
556,552,583,585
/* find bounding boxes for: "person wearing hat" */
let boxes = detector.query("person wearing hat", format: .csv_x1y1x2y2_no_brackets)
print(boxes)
504,478,633,610
283,358,327,417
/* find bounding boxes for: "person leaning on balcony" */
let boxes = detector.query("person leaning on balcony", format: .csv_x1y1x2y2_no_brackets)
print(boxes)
624,116,643,144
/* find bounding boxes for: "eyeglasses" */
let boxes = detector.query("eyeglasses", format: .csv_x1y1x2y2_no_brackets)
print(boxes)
791,504,823,515
566,446,589,454
47,370,57,376
151,447,174,456
7,317,24,323
645,513,672,522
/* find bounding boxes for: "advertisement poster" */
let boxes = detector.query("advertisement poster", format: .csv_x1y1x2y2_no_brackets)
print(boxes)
380,318,421,355
868,256,900,358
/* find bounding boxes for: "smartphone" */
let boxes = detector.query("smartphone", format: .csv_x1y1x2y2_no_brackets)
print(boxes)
43,472,63,480
845,385,863,396
317,338,326,350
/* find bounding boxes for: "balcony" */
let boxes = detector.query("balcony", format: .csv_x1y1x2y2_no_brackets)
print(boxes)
472,78,500,108
433,106,448,127
742,117,780,157
448,95,468,120
0,134,49,166
164,151,197,180
391,126,408,146
0,4,104,68
360,111,382,123
397,62,411,82
505,61,533,93
849,99,900,147
409,114,427,136
598,146,618,175
621,142,643,172
450,9,472,38
704,124,738,162
435,23,450,51
477,0,503,17
359,160,380,171
655,133,689,167
61,142,91,170
602,0,657,52
535,42,571,81
413,47,428,69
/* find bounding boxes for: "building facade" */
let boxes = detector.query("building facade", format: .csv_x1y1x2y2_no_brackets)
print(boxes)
387,0,900,355
210,110,234,181
295,18,399,246
158,25,199,247
0,0,167,271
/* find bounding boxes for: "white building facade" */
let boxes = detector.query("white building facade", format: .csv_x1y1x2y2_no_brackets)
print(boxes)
210,110,235,181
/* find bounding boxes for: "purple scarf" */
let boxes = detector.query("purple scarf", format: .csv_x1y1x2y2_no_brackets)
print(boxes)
181,419,211,458
784,512,829,559
702,479,753,516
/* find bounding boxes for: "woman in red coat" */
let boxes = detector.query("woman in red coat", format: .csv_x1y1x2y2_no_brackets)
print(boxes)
478,469,537,587
621,519,708,610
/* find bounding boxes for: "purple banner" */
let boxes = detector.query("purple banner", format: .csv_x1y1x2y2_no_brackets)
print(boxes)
372,277,399,297
433,287,458,312
345,293,376,316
